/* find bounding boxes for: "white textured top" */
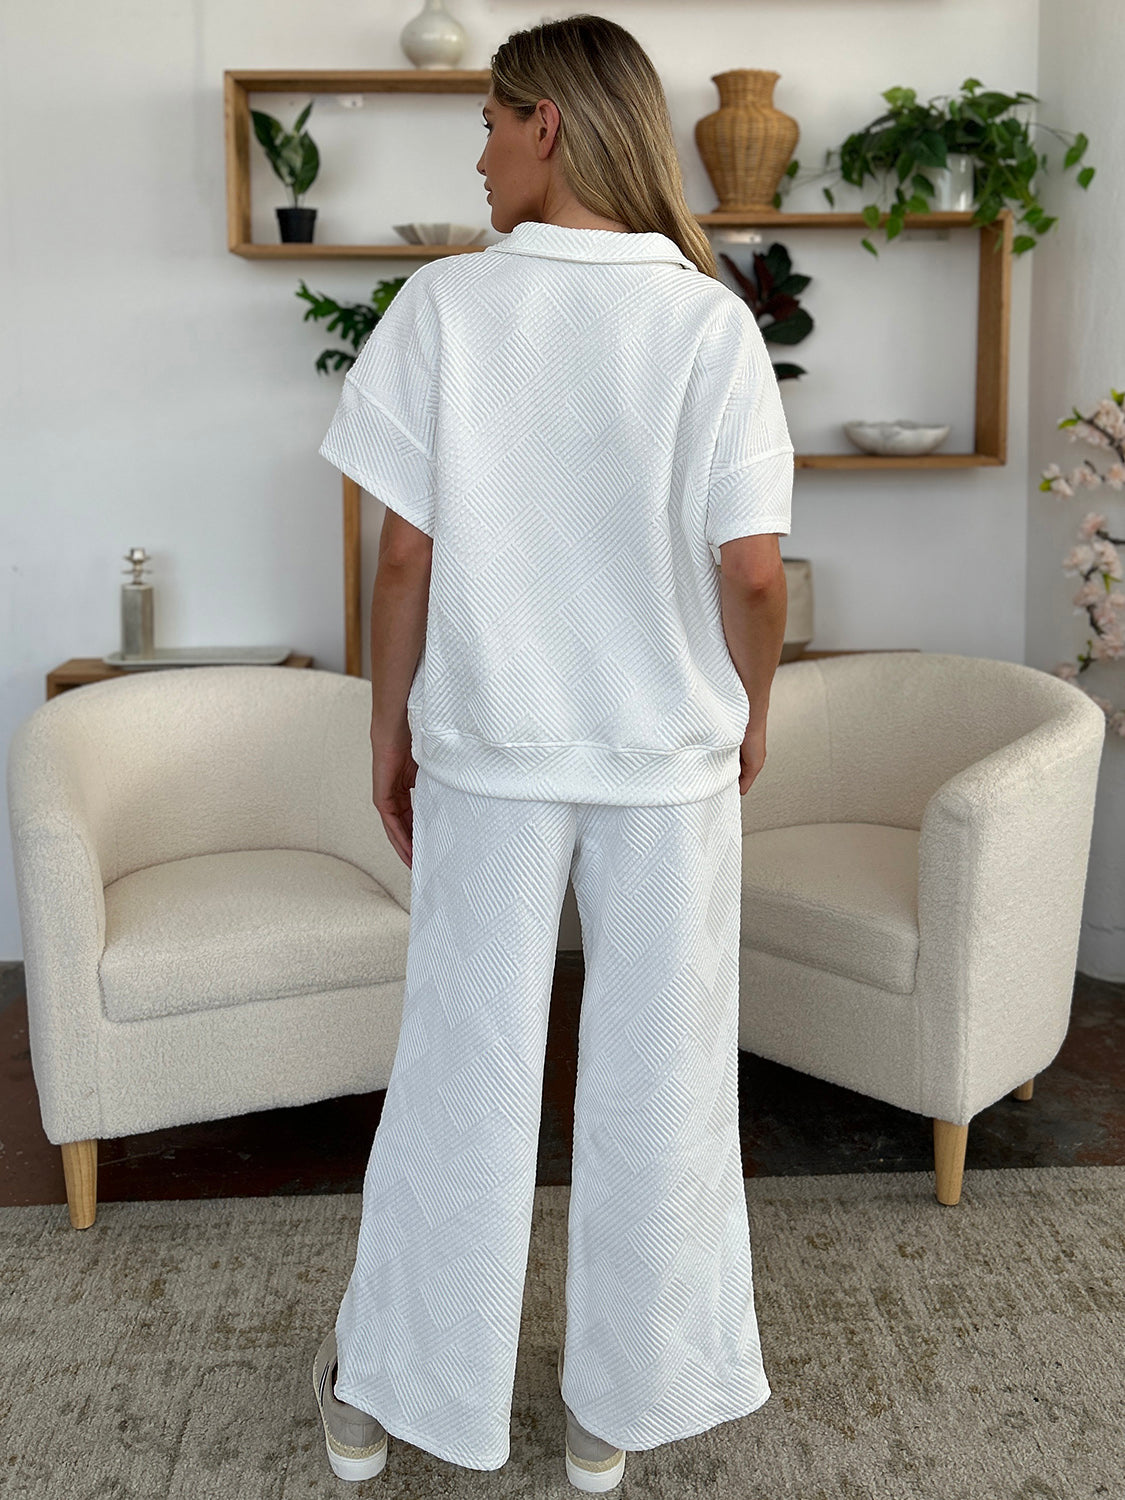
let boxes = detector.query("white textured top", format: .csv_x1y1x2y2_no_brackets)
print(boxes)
318,219,794,805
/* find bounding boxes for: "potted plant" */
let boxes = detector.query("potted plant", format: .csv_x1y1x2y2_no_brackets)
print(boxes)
295,276,410,373
251,101,320,243
775,78,1095,258
718,242,813,380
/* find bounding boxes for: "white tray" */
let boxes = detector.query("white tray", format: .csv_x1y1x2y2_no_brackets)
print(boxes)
102,646,293,669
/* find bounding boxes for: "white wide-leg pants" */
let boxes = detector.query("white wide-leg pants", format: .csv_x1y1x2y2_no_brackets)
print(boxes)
332,765,771,1470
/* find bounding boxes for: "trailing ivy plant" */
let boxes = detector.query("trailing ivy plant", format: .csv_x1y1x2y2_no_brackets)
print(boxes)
774,79,1095,258
719,243,813,380
295,276,409,374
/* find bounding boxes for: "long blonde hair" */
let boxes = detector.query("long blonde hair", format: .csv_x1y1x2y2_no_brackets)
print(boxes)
489,14,719,281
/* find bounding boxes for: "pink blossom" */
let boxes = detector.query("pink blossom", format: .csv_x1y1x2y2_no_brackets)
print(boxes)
1095,398,1125,441
1106,463,1125,489
1074,579,1104,607
1092,538,1123,578
1052,478,1074,497
1042,462,1062,480
1069,464,1103,489
1054,661,1079,680
1075,420,1110,448
1063,543,1096,573
1077,512,1107,539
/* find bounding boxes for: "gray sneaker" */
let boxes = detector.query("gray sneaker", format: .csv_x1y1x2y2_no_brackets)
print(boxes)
558,1344,627,1492
312,1328,389,1481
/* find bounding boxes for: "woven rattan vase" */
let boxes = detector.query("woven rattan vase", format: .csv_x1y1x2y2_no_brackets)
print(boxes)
695,70,799,213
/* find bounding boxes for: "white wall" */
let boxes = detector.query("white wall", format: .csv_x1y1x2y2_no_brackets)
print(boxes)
0,0,1048,959
1028,0,1125,978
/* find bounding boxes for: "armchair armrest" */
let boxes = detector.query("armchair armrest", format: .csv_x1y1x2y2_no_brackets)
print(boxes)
314,690,414,913
915,707,1105,1122
7,809,107,1145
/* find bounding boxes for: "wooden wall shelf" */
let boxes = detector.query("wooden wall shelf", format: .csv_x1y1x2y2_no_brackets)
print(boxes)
224,69,493,259
225,66,1011,472
221,70,1012,668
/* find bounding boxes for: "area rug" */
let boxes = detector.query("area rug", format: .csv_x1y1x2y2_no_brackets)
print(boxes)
1,1166,1122,1499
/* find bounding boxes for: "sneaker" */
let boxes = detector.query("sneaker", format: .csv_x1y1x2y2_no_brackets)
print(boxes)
558,1343,627,1493
312,1328,389,1481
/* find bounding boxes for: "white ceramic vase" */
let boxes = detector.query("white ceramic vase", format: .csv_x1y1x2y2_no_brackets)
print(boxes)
400,0,467,70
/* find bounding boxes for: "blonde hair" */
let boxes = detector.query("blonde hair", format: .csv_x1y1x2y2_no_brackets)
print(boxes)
489,14,719,281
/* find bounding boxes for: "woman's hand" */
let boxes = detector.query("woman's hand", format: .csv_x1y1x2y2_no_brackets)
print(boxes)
371,725,418,867
738,717,767,794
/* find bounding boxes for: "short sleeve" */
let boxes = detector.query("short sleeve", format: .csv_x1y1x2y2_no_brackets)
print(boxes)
317,270,439,537
704,315,794,550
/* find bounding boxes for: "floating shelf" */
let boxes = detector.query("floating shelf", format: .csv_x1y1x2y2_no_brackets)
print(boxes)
225,67,1011,470
223,70,1014,667
224,69,493,259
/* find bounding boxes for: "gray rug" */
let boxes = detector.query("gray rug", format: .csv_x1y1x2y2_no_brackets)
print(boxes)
2,1167,1123,1499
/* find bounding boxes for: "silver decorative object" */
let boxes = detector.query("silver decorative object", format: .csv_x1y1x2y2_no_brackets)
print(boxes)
121,547,155,659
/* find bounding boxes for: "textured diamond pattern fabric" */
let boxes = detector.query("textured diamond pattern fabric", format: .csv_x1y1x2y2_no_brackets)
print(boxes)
331,766,772,1469
317,221,794,806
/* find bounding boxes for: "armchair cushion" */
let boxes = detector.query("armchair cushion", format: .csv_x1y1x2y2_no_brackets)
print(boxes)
99,849,408,1023
741,822,919,995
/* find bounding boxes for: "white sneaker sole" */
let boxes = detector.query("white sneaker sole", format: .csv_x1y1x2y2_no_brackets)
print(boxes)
565,1443,627,1492
559,1344,626,1492
311,1345,388,1481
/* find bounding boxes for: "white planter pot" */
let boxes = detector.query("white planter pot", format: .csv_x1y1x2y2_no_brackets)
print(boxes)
931,153,975,211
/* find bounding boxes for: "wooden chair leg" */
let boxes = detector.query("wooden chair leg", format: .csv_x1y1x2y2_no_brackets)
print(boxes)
932,1119,968,1206
1012,1077,1034,1101
60,1139,98,1229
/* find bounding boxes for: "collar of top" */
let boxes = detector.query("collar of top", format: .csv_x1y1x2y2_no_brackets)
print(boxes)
486,219,698,271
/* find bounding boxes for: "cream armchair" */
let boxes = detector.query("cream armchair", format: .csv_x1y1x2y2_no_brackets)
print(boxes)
735,650,1107,1204
6,666,413,1229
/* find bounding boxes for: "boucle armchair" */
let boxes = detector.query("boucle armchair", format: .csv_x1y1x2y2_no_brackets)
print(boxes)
6,666,413,1229
734,650,1106,1204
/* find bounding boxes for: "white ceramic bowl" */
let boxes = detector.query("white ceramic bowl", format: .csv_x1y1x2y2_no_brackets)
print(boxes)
843,420,951,456
392,222,488,246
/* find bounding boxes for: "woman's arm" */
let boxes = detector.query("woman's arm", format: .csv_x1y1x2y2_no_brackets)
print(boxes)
717,533,789,794
369,507,433,866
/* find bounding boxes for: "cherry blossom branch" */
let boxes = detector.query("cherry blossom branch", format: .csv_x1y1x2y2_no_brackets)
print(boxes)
1041,387,1125,737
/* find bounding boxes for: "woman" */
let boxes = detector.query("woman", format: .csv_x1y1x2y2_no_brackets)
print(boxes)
312,12,792,1491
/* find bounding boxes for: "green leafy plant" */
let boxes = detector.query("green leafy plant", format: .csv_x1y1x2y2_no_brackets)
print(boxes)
295,276,409,374
719,243,813,380
774,79,1094,258
251,101,320,208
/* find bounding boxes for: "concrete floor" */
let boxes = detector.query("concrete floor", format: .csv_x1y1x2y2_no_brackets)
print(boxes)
1,956,1122,1210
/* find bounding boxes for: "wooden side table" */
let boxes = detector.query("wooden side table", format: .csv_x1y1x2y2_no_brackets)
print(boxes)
43,648,905,700
793,648,919,661
45,654,315,700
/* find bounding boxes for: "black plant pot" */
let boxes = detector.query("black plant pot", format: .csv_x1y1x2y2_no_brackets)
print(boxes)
276,206,317,243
